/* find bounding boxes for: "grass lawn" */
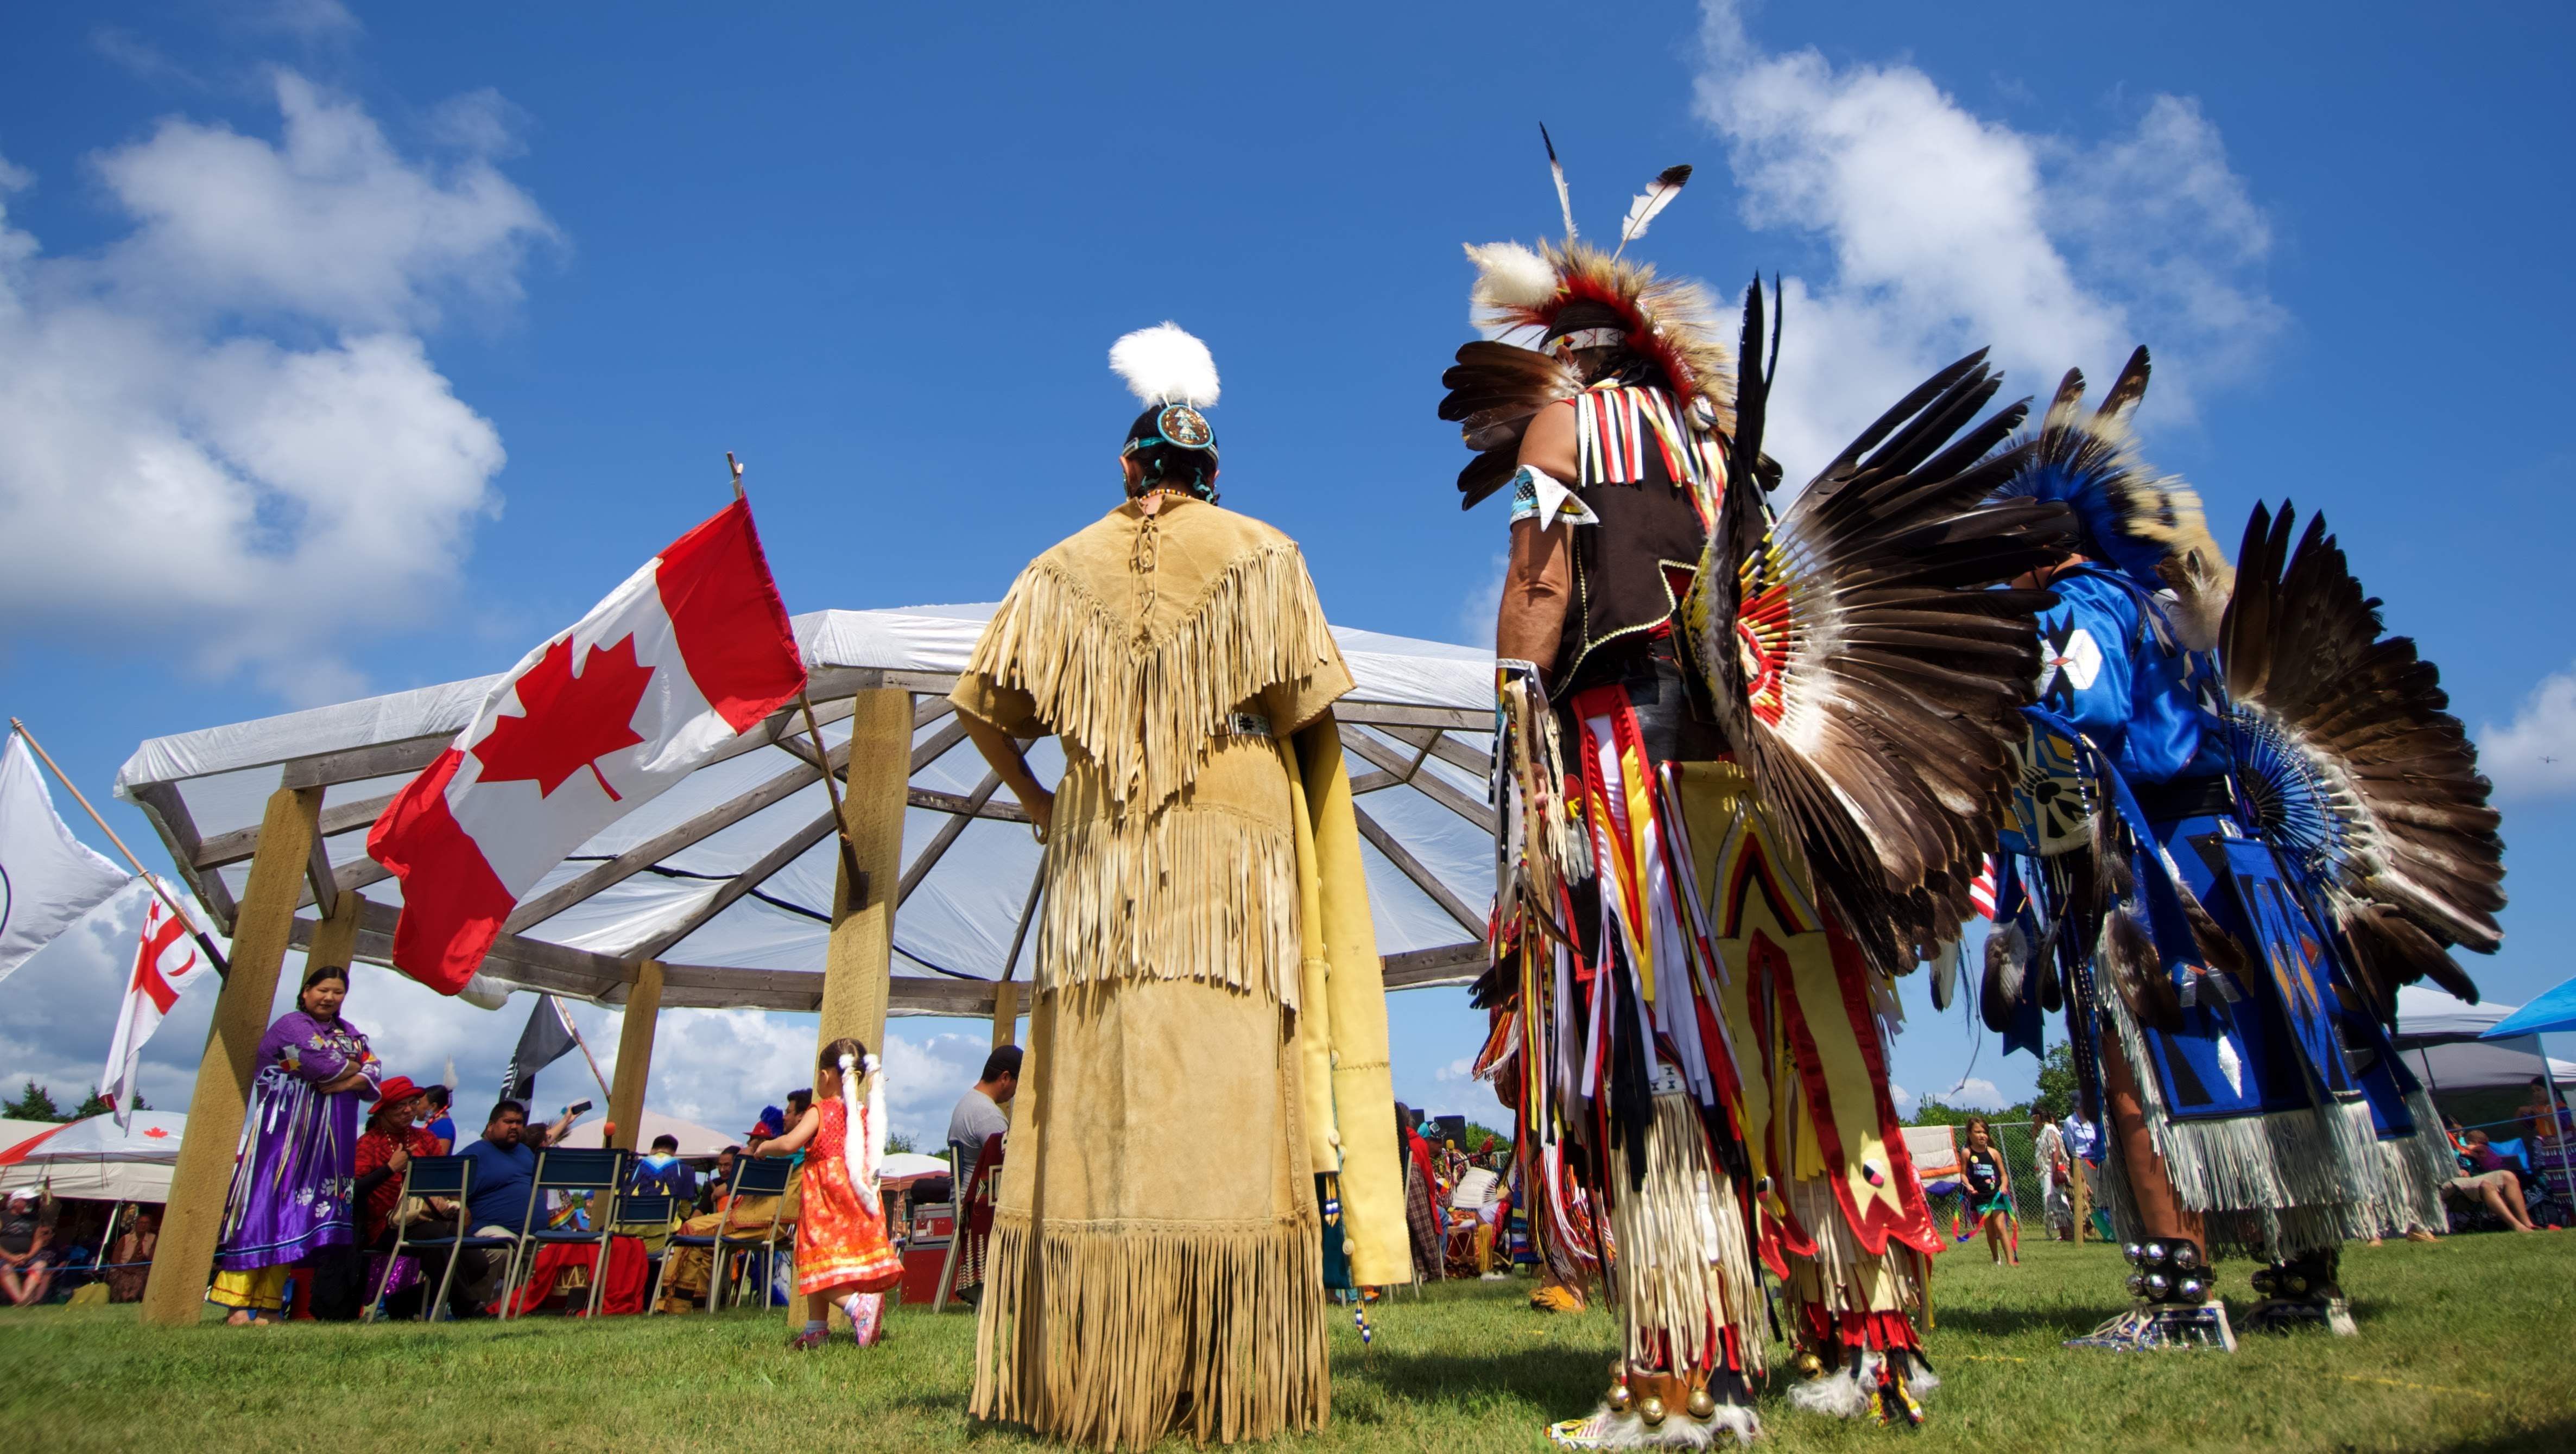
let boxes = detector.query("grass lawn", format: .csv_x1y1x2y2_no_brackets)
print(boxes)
2,1234,2568,1452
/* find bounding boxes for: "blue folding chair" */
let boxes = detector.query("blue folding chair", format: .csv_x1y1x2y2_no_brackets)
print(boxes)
650,1154,792,1315
497,1147,630,1320
375,1154,517,1322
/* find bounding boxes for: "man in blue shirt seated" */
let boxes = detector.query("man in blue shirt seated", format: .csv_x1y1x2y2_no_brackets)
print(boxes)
445,1099,571,1315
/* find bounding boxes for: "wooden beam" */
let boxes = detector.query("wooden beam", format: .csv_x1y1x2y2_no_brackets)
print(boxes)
1339,725,1498,835
908,786,1030,823
1332,702,1489,732
605,960,664,1152
818,690,912,1080
630,806,840,962
1381,940,1488,989
278,734,451,791
305,877,365,974
195,791,397,871
502,757,826,935
141,785,320,1326
1351,802,1486,938
1384,725,1493,780
125,780,237,931
290,897,634,999
898,772,1002,905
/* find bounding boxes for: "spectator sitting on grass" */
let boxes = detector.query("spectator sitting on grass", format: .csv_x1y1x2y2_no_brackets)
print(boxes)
1,1190,57,1306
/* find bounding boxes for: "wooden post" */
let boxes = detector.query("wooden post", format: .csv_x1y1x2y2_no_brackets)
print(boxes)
140,785,321,1327
607,960,666,1152
816,689,910,1091
990,980,1019,1050
306,881,365,976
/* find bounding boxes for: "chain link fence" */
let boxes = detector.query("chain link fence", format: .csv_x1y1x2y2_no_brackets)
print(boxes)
1913,1121,2079,1237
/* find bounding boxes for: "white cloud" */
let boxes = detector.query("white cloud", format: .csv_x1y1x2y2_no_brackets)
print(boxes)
2480,664,2576,802
1933,1076,2008,1111
1693,1,2284,483
1889,1080,1916,1116
1457,550,1505,649
0,73,554,702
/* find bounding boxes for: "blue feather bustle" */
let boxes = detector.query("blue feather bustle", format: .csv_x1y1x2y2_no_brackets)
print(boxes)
1989,454,2173,593
2226,707,2358,887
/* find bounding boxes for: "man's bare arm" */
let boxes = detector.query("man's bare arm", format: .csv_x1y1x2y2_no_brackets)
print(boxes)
1495,401,1578,683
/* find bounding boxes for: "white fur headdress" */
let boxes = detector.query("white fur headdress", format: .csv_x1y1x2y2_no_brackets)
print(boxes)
1110,322,1220,408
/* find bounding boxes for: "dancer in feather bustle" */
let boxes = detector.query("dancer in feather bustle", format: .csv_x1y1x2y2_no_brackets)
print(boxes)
1447,136,2074,1444
1979,353,2505,1345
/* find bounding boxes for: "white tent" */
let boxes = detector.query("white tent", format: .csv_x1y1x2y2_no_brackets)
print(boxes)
0,1112,186,1202
113,605,1496,1017
626,1107,730,1159
2391,986,2576,1094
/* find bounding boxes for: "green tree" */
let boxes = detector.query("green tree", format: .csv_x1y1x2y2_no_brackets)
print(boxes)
72,1088,145,1120
2,1081,64,1122
2031,1043,2079,1122
885,1132,917,1156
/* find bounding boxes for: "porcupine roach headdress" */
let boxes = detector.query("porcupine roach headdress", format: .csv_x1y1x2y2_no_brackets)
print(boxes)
1439,132,1736,509
1111,321,1221,499
1989,348,2234,650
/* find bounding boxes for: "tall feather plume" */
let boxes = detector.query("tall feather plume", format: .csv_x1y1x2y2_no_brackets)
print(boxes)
1612,164,1692,258
1541,124,1577,242
1108,322,1220,407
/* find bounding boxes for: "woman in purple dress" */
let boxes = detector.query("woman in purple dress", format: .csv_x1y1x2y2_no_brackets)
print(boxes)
209,964,381,1322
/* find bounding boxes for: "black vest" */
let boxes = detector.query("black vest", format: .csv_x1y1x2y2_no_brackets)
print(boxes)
1554,385,1711,694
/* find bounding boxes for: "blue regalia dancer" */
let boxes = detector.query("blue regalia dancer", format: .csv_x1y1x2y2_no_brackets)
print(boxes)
1978,351,2505,1344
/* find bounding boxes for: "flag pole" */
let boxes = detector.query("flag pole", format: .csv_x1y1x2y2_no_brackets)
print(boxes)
8,719,230,977
727,454,866,896
560,1001,614,1106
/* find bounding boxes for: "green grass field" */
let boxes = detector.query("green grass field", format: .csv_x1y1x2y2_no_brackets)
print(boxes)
2,1235,2568,1452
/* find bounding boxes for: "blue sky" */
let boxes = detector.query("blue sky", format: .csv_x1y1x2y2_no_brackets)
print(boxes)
3,1,2572,1140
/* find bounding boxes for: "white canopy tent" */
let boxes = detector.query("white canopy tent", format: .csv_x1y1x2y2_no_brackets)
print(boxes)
2391,985,2576,1095
113,605,1498,1015
0,1112,186,1203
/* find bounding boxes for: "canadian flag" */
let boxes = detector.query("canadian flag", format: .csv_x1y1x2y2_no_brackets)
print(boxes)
101,882,214,1129
369,499,807,993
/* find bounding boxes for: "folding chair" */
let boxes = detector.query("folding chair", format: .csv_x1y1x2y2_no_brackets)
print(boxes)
497,1147,630,1320
605,1191,678,1313
375,1154,516,1322
651,1154,792,1315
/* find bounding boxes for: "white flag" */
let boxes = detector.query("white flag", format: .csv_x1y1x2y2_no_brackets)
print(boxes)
0,734,132,984
100,882,214,1130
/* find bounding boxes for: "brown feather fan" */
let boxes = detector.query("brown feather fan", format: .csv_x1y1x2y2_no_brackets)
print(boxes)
2218,501,2505,1023
1438,340,1584,507
1683,280,2078,975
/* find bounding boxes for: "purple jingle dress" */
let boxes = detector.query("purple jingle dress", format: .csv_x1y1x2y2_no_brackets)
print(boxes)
213,1008,381,1271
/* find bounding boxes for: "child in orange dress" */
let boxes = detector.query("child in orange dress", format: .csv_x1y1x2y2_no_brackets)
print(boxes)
757,1037,903,1348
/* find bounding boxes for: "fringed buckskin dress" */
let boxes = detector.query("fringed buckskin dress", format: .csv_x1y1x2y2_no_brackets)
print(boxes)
954,494,1364,1451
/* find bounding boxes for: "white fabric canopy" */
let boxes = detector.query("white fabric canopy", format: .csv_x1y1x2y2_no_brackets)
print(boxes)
0,1112,186,1202
114,606,1498,1013
2391,984,2511,1047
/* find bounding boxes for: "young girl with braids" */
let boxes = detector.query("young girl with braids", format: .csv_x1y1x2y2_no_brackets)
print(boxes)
756,1037,903,1347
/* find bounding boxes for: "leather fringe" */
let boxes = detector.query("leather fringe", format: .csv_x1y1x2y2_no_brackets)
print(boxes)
1781,1176,1928,1321
965,542,1336,813
1037,806,1302,1009
2097,982,2396,1258
971,1211,1330,1451
1606,1092,1765,1376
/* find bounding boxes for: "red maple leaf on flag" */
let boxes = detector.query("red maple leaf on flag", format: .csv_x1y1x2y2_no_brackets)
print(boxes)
471,634,654,802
